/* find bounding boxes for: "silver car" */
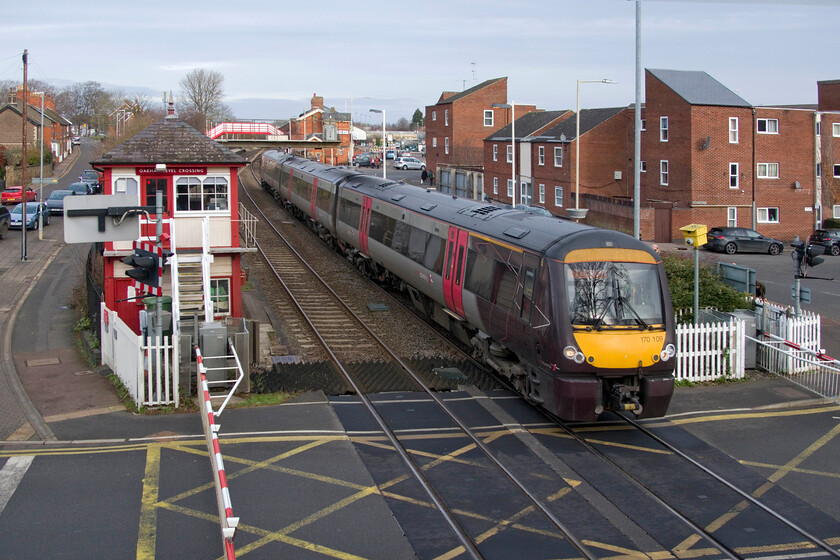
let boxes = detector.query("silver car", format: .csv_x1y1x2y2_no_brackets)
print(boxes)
393,157,426,170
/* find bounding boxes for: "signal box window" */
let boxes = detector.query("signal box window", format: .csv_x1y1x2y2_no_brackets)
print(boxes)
210,278,230,316
144,178,168,211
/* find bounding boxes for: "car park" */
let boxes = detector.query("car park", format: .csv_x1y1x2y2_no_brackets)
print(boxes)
703,227,784,255
2,186,37,205
9,201,50,230
393,156,426,170
45,189,75,215
811,228,840,256
0,206,10,239
68,181,93,195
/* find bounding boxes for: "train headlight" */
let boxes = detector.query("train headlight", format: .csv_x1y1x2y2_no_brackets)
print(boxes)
660,344,676,362
563,345,586,364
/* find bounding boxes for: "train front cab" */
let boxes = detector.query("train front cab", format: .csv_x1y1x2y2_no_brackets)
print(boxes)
536,245,676,422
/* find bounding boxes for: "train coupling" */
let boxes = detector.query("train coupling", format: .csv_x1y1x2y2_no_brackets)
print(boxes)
607,383,642,414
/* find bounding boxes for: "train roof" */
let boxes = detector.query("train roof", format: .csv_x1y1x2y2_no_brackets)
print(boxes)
262,151,658,262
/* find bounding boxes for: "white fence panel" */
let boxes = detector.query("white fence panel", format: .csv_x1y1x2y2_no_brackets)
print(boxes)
100,304,143,404
675,320,745,382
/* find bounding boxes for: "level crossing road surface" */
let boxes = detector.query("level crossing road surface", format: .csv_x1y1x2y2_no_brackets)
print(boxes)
2,387,839,559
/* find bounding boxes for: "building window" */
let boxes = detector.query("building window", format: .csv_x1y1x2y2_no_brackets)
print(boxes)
554,186,563,207
640,161,646,172
538,146,545,166
507,179,514,198
660,116,669,142
444,137,449,154
757,207,779,223
493,177,498,194
833,122,840,137
834,205,840,219
444,109,449,126
554,146,562,167
817,163,821,177
728,207,737,227
506,145,513,163
176,176,228,212
660,160,669,185
113,177,138,194
539,183,545,204
484,110,493,127
641,119,646,131
432,137,437,148
729,117,739,143
816,122,821,136
757,163,779,178
729,163,739,189
493,144,498,162
757,118,779,134
432,111,436,121
210,278,230,316
834,164,840,178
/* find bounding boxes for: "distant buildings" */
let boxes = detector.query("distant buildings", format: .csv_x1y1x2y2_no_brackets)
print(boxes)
426,70,840,243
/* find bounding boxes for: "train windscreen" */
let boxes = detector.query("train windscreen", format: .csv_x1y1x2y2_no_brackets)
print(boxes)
565,261,664,328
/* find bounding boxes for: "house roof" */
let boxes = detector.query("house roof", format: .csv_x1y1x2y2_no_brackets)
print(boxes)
485,110,568,142
1,102,71,127
92,114,247,166
532,107,626,143
435,77,506,105
323,108,350,122
648,68,751,107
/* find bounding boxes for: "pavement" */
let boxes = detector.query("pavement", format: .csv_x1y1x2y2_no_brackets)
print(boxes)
0,152,835,444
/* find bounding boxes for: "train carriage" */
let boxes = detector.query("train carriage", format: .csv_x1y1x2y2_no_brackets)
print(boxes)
260,150,676,422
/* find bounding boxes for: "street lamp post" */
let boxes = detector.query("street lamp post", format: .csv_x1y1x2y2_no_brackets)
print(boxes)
34,91,45,239
370,109,386,180
491,103,516,207
572,79,616,220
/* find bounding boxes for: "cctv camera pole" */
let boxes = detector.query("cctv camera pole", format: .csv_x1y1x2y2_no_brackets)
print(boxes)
155,190,163,345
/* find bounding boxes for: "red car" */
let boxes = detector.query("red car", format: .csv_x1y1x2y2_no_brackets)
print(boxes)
1,186,37,205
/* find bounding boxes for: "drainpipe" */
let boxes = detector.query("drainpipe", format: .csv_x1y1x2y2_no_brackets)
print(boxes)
751,108,756,230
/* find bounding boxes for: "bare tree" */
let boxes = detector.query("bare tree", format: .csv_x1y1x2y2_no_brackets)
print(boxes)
179,69,233,131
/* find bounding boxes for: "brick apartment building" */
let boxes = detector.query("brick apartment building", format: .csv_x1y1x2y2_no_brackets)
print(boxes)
472,70,840,242
425,77,536,198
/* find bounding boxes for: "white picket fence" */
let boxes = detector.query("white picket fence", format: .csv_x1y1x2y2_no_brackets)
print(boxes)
675,319,745,382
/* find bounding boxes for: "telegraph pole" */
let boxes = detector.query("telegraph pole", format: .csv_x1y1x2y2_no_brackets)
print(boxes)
20,49,28,261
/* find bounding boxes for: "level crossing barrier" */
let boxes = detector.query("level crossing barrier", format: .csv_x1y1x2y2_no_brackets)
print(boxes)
197,347,239,559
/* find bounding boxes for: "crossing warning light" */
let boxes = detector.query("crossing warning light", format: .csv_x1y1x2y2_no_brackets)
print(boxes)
121,242,173,296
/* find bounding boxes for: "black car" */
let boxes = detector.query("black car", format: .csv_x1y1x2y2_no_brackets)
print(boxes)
703,227,784,255
0,206,10,239
79,170,102,193
811,228,840,256
68,181,93,196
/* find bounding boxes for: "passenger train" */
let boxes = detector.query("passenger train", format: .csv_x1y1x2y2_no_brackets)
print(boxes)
259,151,676,421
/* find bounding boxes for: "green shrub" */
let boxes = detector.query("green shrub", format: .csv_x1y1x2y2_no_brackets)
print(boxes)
662,252,751,323
822,218,840,229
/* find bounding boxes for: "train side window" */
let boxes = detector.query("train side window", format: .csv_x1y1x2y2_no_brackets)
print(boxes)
339,199,361,227
493,263,518,310
408,227,428,263
520,269,535,319
454,245,466,286
464,250,493,300
424,235,445,275
368,211,384,242
391,221,411,255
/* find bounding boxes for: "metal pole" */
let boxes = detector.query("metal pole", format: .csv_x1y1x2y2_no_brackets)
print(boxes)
382,110,387,180
349,98,354,166
156,190,163,343
511,101,516,208
38,92,44,240
694,246,700,323
576,82,581,213
21,49,28,262
634,0,642,239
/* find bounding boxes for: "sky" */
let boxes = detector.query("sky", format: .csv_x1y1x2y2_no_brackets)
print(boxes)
1,0,839,124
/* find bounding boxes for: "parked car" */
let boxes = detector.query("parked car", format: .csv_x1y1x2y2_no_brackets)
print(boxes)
79,170,102,193
385,150,396,159
703,227,784,255
67,181,93,196
2,186,37,205
393,156,426,170
811,228,840,256
72,136,81,145
45,189,75,215
0,206,10,239
520,204,554,217
9,201,50,230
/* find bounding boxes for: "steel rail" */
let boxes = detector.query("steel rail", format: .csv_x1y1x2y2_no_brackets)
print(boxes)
622,414,840,560
240,165,598,560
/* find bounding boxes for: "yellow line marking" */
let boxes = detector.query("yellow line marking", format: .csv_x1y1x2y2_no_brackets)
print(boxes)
136,445,161,560
675,420,840,554
739,459,840,480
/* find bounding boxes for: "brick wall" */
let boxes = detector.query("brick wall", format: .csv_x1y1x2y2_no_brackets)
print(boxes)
818,80,840,111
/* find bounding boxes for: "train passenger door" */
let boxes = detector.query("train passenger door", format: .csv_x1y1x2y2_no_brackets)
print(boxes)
443,227,469,318
518,252,541,357
285,169,293,200
310,178,318,217
358,196,372,254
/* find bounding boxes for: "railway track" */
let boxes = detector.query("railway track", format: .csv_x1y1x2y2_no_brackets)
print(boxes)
236,162,840,559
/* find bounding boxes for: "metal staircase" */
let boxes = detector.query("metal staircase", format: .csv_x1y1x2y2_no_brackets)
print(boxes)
175,255,206,321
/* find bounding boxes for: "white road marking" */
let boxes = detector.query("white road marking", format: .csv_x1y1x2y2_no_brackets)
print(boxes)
0,455,34,515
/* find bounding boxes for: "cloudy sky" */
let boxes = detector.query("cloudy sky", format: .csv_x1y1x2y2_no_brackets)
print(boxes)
1,0,838,123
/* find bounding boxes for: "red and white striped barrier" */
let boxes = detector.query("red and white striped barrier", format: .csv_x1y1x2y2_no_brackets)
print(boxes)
762,331,836,362
197,348,238,559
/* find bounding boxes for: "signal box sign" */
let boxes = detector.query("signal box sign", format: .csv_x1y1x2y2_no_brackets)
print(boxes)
136,166,207,175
